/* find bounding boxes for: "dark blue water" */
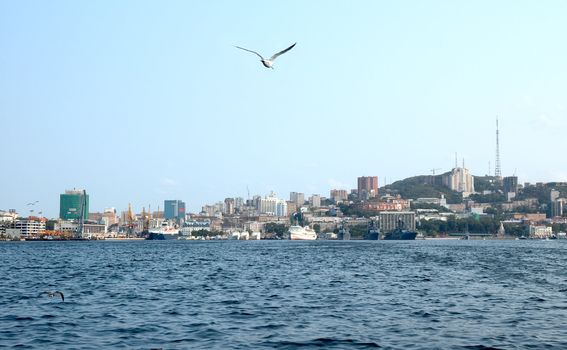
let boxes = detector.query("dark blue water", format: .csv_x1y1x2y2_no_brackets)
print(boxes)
1,240,567,349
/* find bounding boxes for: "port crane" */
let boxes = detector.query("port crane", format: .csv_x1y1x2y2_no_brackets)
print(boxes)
430,168,441,175
126,203,135,237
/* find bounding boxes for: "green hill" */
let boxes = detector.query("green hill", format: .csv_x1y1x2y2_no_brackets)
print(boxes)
381,174,462,204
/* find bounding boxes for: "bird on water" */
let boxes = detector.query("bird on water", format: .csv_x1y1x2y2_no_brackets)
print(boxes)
40,291,64,301
234,42,296,69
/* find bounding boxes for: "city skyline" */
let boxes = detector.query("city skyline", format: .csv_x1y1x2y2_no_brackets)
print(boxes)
2,1,567,217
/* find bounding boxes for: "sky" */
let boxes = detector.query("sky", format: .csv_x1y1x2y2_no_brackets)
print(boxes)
1,1,566,217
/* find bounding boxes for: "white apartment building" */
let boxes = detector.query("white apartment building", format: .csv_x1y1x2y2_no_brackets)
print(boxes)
259,192,288,217
442,167,475,196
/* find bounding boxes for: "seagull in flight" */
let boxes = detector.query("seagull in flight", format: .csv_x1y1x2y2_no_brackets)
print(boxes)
234,43,296,69
40,291,64,301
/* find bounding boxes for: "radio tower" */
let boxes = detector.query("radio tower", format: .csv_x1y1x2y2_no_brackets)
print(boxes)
495,116,502,178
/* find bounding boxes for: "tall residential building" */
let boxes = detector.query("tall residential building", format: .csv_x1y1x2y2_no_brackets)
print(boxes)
164,200,186,221
224,198,235,215
550,189,560,202
551,199,564,217
259,192,287,217
330,189,348,203
442,166,475,196
310,194,321,208
290,192,305,207
234,197,244,210
59,189,89,220
358,176,379,200
503,176,518,194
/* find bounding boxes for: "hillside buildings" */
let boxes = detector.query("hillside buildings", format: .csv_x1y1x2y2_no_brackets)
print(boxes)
358,176,379,200
290,192,305,208
442,166,474,197
310,194,321,208
503,176,518,194
330,189,348,203
258,192,287,217
224,198,235,215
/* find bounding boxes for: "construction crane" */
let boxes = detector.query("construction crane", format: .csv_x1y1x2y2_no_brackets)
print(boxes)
127,203,135,236
430,168,441,175
142,207,150,232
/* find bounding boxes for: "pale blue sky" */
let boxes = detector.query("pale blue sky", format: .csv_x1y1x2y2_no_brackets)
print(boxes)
1,1,566,217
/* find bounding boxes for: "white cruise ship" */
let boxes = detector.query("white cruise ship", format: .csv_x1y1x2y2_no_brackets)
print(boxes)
149,221,180,239
288,225,317,240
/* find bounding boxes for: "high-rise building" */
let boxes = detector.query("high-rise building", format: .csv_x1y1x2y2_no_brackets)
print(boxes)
310,194,321,208
259,192,287,217
551,199,564,217
442,166,475,196
503,176,518,194
224,198,235,215
357,176,379,199
164,200,186,222
290,192,305,207
550,189,560,202
330,189,348,203
59,189,89,220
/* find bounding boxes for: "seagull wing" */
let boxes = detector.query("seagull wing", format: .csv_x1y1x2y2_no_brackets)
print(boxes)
234,46,264,60
269,43,296,61
55,291,64,301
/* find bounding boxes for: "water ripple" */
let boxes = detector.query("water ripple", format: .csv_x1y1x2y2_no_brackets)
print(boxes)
1,240,567,349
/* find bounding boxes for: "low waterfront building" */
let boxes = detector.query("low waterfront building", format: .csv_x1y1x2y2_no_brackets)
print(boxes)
14,217,46,238
378,211,416,232
180,220,211,235
5,228,21,239
309,216,342,232
55,220,78,234
83,223,106,239
529,225,553,239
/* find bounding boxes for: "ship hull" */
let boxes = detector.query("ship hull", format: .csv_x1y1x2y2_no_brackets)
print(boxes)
288,225,317,240
290,234,317,240
383,230,417,240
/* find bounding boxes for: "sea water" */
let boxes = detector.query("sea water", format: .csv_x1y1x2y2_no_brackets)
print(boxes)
1,240,566,349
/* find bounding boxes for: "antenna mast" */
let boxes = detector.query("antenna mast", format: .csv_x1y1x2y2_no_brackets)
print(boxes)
454,152,458,168
495,116,502,178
